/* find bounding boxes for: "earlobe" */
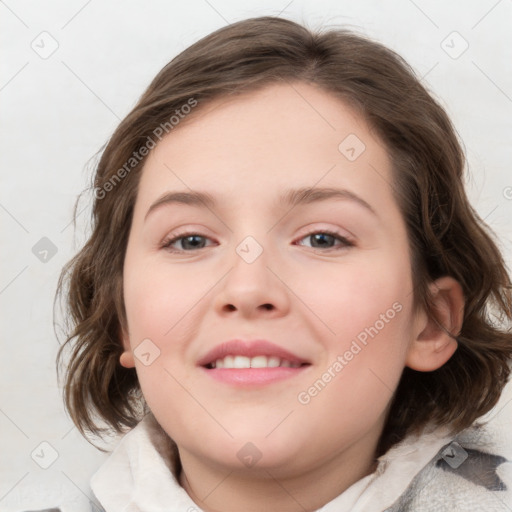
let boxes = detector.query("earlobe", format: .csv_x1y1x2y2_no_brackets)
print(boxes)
119,326,136,368
120,351,136,368
406,276,465,372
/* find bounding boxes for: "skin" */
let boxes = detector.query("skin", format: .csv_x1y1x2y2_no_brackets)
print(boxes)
120,82,464,511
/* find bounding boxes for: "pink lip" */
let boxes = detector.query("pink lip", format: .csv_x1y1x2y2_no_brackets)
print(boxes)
197,339,309,367
201,366,309,386
197,339,311,386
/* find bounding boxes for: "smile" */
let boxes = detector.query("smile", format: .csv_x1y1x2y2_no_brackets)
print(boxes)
206,355,304,369
198,339,311,386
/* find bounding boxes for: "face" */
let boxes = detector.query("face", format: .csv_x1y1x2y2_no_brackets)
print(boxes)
121,82,424,476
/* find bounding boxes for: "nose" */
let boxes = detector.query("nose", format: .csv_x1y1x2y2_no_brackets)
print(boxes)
213,240,290,319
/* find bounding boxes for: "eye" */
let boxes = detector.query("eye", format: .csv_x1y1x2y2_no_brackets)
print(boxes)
295,230,354,251
161,229,354,253
161,232,215,252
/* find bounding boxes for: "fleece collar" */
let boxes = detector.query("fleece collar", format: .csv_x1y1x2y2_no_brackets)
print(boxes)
91,414,457,512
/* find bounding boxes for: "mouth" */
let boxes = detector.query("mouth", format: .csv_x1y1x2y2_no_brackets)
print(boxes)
205,355,306,369
198,339,311,386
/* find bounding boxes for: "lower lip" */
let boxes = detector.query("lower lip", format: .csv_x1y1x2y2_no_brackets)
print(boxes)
201,366,309,386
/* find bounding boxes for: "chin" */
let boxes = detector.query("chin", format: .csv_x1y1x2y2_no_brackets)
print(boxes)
194,426,310,472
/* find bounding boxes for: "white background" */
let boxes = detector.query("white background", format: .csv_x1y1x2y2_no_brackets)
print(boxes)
1,0,511,510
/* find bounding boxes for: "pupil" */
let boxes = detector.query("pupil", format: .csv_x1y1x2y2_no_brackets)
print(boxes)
312,233,333,248
183,235,205,250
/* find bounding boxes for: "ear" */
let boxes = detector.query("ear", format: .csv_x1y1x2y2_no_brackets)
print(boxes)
406,276,465,372
119,325,136,369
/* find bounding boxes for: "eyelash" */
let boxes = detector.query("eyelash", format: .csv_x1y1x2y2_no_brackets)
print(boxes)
160,229,355,253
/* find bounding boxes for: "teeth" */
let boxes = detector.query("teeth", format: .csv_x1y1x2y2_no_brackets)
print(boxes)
268,356,280,367
250,355,268,368
212,355,302,369
233,355,251,368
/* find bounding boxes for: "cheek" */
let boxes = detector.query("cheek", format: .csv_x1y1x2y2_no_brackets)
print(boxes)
123,265,196,422
123,259,200,343
294,252,413,411
122,259,206,409
295,254,411,346
294,301,412,448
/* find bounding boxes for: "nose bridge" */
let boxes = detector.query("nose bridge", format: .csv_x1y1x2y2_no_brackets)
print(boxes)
229,233,272,291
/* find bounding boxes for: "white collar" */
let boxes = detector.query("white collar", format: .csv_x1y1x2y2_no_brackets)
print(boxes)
91,414,455,512
91,414,193,511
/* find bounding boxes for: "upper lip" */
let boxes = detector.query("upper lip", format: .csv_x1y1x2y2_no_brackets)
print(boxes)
197,339,310,367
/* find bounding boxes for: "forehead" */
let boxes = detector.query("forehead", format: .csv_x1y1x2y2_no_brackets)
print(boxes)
135,82,397,219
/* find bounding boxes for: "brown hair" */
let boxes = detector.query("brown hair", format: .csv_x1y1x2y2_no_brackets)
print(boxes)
56,16,512,454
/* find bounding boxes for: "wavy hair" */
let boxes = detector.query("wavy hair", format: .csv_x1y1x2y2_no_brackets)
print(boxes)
56,16,512,455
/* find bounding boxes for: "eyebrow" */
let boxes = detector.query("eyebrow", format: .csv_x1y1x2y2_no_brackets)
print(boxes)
144,186,378,220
